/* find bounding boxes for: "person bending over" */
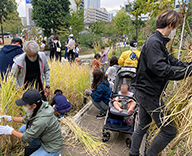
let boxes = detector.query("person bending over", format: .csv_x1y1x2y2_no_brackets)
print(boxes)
113,84,136,113
51,89,71,119
0,89,63,156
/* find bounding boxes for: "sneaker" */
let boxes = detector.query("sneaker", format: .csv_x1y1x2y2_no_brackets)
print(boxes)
96,112,106,119
57,114,64,119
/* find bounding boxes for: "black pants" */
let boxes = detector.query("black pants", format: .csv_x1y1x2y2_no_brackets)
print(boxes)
55,52,61,62
130,90,176,156
50,47,55,60
68,50,75,62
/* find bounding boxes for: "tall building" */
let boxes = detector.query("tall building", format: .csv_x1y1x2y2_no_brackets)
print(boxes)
84,5,109,25
20,17,27,27
85,0,100,9
25,0,35,26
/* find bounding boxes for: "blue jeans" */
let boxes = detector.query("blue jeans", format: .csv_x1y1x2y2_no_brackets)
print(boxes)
19,125,62,156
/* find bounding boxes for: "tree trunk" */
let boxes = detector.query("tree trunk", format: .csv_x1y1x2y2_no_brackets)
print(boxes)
0,17,4,45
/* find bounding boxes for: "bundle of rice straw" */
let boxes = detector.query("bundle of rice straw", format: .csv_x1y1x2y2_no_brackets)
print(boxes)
60,117,108,156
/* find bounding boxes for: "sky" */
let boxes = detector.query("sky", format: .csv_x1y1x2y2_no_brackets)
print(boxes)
16,0,129,17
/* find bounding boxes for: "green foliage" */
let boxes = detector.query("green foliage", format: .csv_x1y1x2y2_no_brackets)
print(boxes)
126,0,145,40
90,20,105,35
103,21,119,48
78,32,103,48
0,0,17,43
136,0,175,17
114,8,132,36
32,0,71,36
2,11,22,37
70,7,85,38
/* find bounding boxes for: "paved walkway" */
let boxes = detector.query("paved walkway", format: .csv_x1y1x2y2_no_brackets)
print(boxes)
61,105,130,156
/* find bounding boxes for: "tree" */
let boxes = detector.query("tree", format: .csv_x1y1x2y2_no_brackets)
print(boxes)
2,12,22,37
0,0,17,44
90,20,105,35
69,0,85,39
126,1,145,40
32,0,71,36
113,8,132,37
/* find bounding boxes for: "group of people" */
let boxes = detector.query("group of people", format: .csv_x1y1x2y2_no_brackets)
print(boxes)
0,9,192,156
87,40,140,118
48,33,62,61
0,39,72,155
87,10,192,156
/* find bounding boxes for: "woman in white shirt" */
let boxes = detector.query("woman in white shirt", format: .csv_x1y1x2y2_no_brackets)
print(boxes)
105,56,120,91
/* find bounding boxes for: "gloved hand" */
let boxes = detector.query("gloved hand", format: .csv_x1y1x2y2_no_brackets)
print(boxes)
0,125,14,135
0,115,12,122
85,89,92,96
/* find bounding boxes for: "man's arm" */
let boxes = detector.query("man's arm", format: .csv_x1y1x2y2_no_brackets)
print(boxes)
146,42,192,80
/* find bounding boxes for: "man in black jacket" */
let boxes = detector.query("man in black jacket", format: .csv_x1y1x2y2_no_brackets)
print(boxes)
129,10,192,156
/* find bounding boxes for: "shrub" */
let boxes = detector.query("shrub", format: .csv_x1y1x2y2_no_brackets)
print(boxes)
78,32,103,48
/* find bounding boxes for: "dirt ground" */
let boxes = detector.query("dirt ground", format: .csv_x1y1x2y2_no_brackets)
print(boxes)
61,106,131,156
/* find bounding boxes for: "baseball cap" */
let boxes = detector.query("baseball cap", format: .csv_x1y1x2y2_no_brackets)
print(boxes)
15,89,42,106
69,34,73,37
130,40,137,48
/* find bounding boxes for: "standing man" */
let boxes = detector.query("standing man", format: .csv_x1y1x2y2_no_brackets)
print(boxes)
48,33,55,60
129,10,192,156
118,40,140,68
67,34,75,62
0,38,23,80
11,41,50,101
100,46,108,73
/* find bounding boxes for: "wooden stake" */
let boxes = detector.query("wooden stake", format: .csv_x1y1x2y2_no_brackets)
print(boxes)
178,15,186,60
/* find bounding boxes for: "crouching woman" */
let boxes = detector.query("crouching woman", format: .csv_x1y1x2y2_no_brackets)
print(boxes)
87,70,112,119
0,89,63,156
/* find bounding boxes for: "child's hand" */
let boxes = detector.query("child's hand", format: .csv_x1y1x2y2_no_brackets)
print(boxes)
112,98,116,102
85,89,92,96
128,99,134,103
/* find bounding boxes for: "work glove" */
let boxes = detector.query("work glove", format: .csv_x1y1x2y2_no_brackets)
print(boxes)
85,89,92,96
0,115,12,122
0,125,14,135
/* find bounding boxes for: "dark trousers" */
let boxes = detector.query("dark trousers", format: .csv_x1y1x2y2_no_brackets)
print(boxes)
55,52,61,62
130,90,176,156
68,50,75,62
50,47,55,60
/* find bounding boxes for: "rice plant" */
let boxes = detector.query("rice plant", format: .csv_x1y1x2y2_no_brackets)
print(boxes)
0,61,91,155
60,117,108,156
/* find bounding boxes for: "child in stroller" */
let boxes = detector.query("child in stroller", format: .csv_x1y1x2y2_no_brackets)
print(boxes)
113,84,136,114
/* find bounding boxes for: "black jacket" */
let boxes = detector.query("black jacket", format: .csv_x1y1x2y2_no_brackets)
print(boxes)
134,30,192,96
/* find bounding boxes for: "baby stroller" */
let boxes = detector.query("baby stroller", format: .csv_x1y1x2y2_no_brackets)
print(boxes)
102,66,139,148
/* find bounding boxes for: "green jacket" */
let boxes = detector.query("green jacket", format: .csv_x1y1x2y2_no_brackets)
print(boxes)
22,101,63,153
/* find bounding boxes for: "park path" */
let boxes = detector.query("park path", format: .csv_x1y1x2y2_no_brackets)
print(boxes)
61,105,130,156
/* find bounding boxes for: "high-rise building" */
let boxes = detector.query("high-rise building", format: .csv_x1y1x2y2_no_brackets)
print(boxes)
84,5,109,25
85,0,100,9
25,0,35,26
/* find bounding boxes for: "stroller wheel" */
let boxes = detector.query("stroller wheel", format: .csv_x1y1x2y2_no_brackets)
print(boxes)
126,137,132,148
102,132,110,142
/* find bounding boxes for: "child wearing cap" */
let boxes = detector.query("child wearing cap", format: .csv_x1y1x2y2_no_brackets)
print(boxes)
51,89,71,119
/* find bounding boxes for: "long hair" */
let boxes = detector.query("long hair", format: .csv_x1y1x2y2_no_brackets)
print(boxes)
109,56,118,66
26,100,42,129
91,70,106,89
